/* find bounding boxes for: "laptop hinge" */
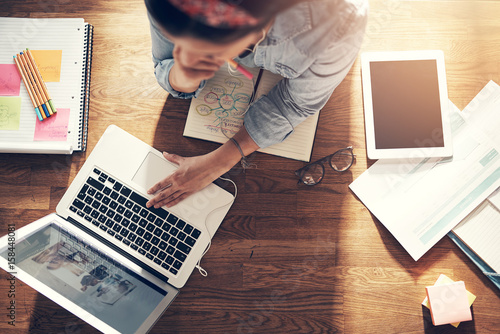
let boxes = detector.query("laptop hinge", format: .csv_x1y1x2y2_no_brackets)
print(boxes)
66,215,170,283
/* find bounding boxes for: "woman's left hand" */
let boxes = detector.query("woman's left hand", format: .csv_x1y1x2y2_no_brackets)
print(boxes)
146,151,232,208
147,126,259,208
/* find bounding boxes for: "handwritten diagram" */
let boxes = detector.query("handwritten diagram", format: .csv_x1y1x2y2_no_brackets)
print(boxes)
194,75,252,137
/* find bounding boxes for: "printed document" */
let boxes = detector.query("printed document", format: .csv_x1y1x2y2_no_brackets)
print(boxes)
350,81,500,260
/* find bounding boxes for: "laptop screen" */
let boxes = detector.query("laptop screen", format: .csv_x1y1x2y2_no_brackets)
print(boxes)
0,221,172,333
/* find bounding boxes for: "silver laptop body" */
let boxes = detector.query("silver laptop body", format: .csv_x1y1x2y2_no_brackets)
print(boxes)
56,125,234,288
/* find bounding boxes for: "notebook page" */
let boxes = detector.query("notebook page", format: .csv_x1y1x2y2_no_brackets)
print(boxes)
251,71,319,161
0,18,85,153
183,65,260,143
259,112,319,162
184,66,319,161
452,200,500,273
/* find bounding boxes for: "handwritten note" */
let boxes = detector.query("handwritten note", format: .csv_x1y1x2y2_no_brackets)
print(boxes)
31,50,62,82
0,64,21,96
0,97,22,130
34,108,70,141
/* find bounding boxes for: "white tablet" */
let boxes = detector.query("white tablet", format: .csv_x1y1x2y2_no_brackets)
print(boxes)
361,50,453,160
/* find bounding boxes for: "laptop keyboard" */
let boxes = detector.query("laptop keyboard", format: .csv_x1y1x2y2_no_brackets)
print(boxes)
69,167,202,276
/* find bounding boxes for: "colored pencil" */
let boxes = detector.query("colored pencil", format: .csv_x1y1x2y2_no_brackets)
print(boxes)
227,59,253,80
19,52,50,118
25,49,57,115
16,53,47,119
23,51,53,116
13,55,44,121
16,54,43,113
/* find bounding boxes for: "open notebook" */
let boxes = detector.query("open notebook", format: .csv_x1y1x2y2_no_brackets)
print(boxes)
449,187,500,291
183,65,319,162
446,81,500,291
0,17,93,154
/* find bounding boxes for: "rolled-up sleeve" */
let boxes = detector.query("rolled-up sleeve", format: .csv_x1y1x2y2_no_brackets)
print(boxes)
244,0,368,149
148,14,206,99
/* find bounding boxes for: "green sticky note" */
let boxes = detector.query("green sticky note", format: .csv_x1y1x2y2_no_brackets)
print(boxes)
0,96,22,130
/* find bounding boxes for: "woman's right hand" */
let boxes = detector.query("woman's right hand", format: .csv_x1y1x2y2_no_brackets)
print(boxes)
169,44,224,93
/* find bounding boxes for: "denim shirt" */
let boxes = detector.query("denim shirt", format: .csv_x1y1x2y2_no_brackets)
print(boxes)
149,0,368,148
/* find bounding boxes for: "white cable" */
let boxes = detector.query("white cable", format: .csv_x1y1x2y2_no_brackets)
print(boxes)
225,27,266,81
196,29,267,277
222,63,256,139
195,176,237,277
223,28,267,137
253,28,267,52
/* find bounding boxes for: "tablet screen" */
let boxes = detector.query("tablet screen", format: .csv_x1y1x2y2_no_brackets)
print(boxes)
369,59,444,149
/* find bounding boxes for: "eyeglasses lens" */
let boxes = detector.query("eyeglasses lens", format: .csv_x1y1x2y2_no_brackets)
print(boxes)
301,163,324,185
330,150,353,171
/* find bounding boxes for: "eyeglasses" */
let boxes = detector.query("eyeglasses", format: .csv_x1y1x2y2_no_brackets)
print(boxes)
294,146,355,186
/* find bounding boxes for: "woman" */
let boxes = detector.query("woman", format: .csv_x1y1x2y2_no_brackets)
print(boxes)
145,0,368,208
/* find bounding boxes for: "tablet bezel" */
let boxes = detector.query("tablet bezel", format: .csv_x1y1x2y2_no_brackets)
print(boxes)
361,50,453,160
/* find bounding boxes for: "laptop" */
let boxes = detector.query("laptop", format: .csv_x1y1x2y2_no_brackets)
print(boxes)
0,125,235,333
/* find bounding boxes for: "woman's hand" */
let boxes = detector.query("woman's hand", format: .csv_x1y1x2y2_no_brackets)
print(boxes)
147,127,259,208
169,45,224,93
146,151,233,208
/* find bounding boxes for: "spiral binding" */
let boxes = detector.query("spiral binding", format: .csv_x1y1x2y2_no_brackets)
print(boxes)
78,23,94,152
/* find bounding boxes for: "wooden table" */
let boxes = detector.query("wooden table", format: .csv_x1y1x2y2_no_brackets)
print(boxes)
1,0,499,333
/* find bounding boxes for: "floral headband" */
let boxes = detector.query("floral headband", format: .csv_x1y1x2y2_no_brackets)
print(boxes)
168,0,261,28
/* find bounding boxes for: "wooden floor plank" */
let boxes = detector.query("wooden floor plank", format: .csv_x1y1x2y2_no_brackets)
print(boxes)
0,186,50,210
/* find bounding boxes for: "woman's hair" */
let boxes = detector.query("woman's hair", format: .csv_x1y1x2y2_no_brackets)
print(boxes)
145,0,302,43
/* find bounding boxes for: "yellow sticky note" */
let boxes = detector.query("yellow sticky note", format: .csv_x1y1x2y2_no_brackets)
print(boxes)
31,50,62,82
422,274,476,327
0,96,22,130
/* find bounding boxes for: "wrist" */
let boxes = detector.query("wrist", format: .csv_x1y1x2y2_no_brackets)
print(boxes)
213,131,259,171
210,143,243,171
229,137,255,169
169,64,201,93
200,128,259,178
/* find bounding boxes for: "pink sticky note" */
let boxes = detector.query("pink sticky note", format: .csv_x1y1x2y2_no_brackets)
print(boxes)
422,274,476,328
426,281,472,326
0,64,22,96
34,108,70,141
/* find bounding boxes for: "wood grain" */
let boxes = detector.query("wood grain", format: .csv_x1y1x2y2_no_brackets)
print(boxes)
1,0,500,333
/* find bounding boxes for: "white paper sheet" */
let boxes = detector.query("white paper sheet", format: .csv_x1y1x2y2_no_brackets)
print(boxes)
488,187,500,210
350,81,500,260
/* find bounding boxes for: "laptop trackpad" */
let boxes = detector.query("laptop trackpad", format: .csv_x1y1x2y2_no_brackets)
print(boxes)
132,152,177,191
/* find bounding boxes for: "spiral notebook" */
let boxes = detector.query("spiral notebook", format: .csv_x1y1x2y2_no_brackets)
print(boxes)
0,17,93,154
183,66,320,162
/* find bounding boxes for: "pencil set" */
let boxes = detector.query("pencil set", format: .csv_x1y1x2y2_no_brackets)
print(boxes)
13,49,56,121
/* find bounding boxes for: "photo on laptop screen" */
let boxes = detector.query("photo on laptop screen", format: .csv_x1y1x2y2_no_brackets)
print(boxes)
0,215,177,334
